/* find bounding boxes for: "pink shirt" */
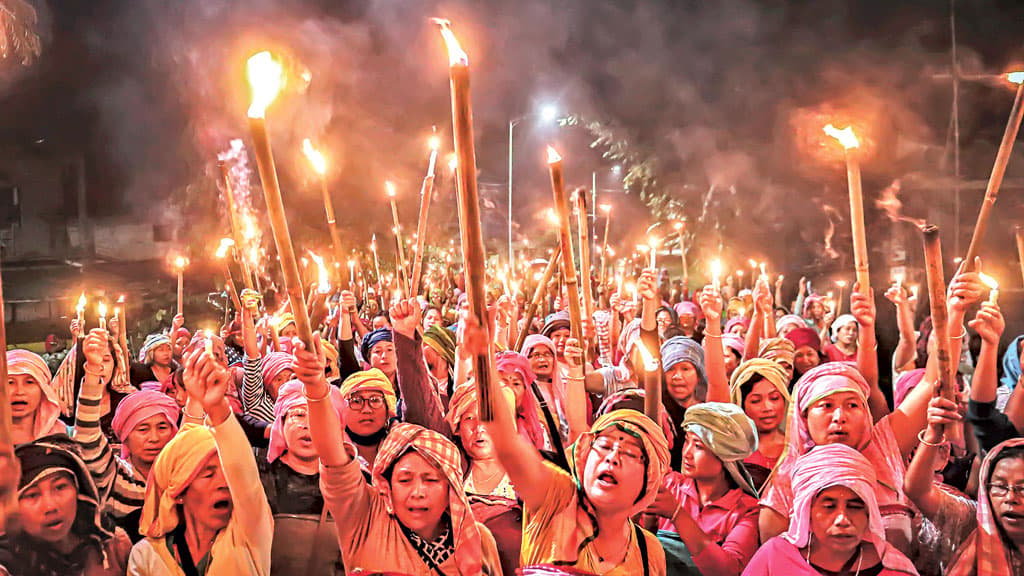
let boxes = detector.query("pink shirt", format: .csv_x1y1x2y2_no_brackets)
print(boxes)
742,536,918,575
658,473,760,576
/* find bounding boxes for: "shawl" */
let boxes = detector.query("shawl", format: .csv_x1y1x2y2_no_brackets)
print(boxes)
139,333,172,364
682,402,759,496
999,335,1023,391
110,390,180,459
495,352,547,450
8,349,64,439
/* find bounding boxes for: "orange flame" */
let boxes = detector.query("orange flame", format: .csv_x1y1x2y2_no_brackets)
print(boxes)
215,238,234,259
302,139,327,175
599,203,612,214
174,256,189,270
76,293,87,314
636,338,660,372
545,208,559,226
711,259,723,284
979,272,998,291
1008,72,1024,85
97,302,107,319
309,252,330,294
246,51,284,119
428,135,441,151
385,181,397,198
823,124,860,150
432,18,468,67
546,145,562,164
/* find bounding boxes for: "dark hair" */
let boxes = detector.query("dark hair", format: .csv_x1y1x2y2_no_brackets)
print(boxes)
738,373,768,405
72,337,120,391
987,445,1024,486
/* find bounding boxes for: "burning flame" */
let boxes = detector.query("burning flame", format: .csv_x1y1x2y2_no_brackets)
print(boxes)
979,272,999,292
599,203,612,214
246,51,284,119
545,208,560,226
648,236,660,249
824,124,860,150
432,18,468,67
836,280,847,288
302,139,327,175
117,294,125,304
546,146,562,164
428,135,441,151
636,339,660,372
309,252,330,294
636,244,650,254
97,302,107,319
1008,72,1024,85
215,238,234,259
711,259,723,283
76,293,87,314
385,181,397,198
747,259,758,268
174,256,188,270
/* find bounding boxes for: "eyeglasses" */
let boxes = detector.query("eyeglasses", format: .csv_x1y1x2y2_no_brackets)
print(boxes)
591,438,646,465
347,394,385,410
528,351,554,361
988,483,1024,499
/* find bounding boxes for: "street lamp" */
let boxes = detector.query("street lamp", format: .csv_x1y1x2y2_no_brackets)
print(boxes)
508,103,558,271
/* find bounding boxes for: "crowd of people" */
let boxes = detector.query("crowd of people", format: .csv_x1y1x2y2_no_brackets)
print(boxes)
0,260,1021,576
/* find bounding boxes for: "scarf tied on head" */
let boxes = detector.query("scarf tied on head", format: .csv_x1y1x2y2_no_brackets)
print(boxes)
682,402,759,496
111,390,180,460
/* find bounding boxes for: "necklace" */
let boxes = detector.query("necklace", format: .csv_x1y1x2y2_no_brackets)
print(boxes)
805,540,864,576
592,524,632,569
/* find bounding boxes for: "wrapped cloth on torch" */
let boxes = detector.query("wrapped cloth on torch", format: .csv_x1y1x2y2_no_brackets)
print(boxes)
979,272,999,305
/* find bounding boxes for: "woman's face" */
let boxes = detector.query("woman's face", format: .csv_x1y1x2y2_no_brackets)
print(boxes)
370,342,397,377
345,390,388,437
152,343,174,367
808,302,824,320
665,362,699,407
99,346,116,383
182,454,233,535
809,486,869,555
744,379,787,433
778,323,798,338
280,324,298,339
805,391,868,449
726,323,746,336
458,411,495,461
499,370,527,410
681,431,724,482
8,374,42,420
550,329,570,359
527,346,555,379
267,370,295,401
390,451,450,540
988,456,1024,545
836,323,858,346
656,311,674,337
582,429,647,514
794,346,820,375
723,348,740,378
283,407,317,461
423,309,443,330
125,414,175,467
18,472,78,544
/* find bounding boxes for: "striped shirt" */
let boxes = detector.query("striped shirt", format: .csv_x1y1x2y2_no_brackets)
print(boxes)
72,394,147,520
241,355,274,423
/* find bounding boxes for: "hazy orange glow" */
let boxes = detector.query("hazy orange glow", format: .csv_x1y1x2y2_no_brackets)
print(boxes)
97,302,107,319
215,238,235,259
824,124,860,150
302,139,327,175
309,252,330,293
636,338,660,372
76,293,87,314
599,203,612,213
979,272,999,291
432,18,468,67
429,135,441,151
174,256,189,270
246,51,284,119
386,181,397,198
1008,71,1024,85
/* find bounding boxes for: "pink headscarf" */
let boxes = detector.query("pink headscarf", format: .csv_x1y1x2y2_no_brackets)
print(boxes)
724,316,750,335
261,352,294,386
7,349,64,439
674,301,701,320
521,334,567,437
802,294,825,318
267,380,344,463
496,351,546,450
893,368,925,408
111,390,180,459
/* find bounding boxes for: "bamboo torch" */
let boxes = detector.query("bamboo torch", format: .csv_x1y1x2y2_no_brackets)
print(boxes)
412,134,440,297
599,203,612,288
921,225,956,405
75,293,86,333
1016,225,1024,287
215,238,242,311
514,245,562,352
547,146,584,343
245,50,314,349
574,188,595,345
824,124,870,292
386,181,411,295
173,256,188,316
217,161,254,291
963,73,1024,268
371,235,384,308
435,19,494,419
302,139,347,287
637,338,662,422
674,221,688,296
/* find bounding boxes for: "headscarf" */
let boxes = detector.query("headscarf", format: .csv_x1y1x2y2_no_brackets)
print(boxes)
999,335,1024,391
726,297,748,321
947,437,1024,576
273,313,296,335
783,444,917,574
339,368,398,417
660,337,707,400
360,327,394,362
893,368,926,408
758,337,795,367
139,333,172,364
729,358,791,416
674,301,701,320
617,318,642,360
140,424,218,538
267,379,345,463
171,327,191,346
785,327,821,354
8,349,63,439
682,402,759,496
594,389,675,450
110,390,180,459
721,334,745,359
830,314,858,342
495,351,546,449
321,340,339,373
775,314,807,334
541,311,571,338
802,294,825,318
445,382,479,434
521,334,567,414
260,352,294,387
423,325,457,368
371,423,483,576
724,316,750,335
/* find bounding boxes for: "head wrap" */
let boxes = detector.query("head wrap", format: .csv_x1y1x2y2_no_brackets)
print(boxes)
541,311,571,338
446,383,479,434
775,314,807,334
495,351,546,450
594,389,675,450
321,340,339,372
273,313,296,335
140,380,163,392
372,423,483,576
423,325,457,368
260,352,294,387
758,337,795,367
140,424,218,538
360,327,394,362
947,437,1024,576
521,334,567,424
617,319,642,360
802,294,825,318
339,368,398,417
172,327,191,344
893,368,926,408
724,316,750,335
495,351,537,387
682,402,759,496
7,349,62,439
721,334,745,359
999,335,1024,391
139,333,172,364
729,359,791,410
785,327,821,354
569,410,670,513
111,390,180,459
268,380,345,463
674,301,700,320
830,314,858,342
661,337,707,386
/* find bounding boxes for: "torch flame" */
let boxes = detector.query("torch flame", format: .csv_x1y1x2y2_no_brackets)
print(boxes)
1008,72,1024,85
747,259,758,268
636,339,660,372
545,208,559,226
432,18,468,67
309,252,330,294
823,124,860,150
97,302,107,319
546,146,562,164
836,280,847,288
599,203,612,214
246,51,284,119
386,181,397,198
76,293,87,314
174,256,188,270
428,135,441,151
447,155,458,172
117,294,125,304
979,272,999,292
215,238,235,259
302,139,327,175
711,259,723,281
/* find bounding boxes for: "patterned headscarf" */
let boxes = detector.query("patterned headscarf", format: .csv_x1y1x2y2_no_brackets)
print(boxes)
140,423,218,538
758,337,795,367
111,390,180,459
724,316,750,335
139,333,172,364
802,294,825,318
273,313,296,335
339,368,398,417
267,380,345,462
947,437,1024,576
775,314,807,334
8,349,63,439
682,402,759,496
785,327,821,354
661,337,707,401
360,327,394,362
674,301,701,320
541,311,571,338
495,351,546,450
260,352,294,387
721,334,745,359
729,358,791,427
423,325,457,368
521,334,566,420
371,423,483,576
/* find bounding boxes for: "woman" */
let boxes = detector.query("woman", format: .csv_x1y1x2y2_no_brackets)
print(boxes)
496,351,557,452
523,334,570,447
422,324,457,406
8,349,66,445
660,336,709,469
824,314,859,363
775,315,807,338
54,321,132,436
651,402,760,576
241,304,295,422
338,367,398,471
729,359,790,490
655,306,679,339
128,347,273,575
784,327,822,383
0,437,132,576
757,337,795,383
722,334,745,380
744,444,918,575
130,334,176,390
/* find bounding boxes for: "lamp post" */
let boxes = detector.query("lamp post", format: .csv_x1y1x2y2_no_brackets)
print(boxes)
508,104,558,272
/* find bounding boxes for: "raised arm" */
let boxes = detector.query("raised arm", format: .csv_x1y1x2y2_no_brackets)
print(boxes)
562,337,589,444
293,334,348,467
850,285,887,421
699,285,730,403
965,303,1017,451
390,299,450,436
904,388,962,519
73,329,117,498
884,282,919,373
743,279,772,361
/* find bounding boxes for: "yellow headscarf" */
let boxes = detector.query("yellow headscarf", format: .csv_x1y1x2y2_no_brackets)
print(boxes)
339,368,398,417
139,423,217,538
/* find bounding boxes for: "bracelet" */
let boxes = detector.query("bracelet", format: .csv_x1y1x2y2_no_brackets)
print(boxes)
703,332,722,339
304,386,332,403
917,429,946,448
83,364,104,376
949,326,967,340
565,376,585,382
183,410,205,421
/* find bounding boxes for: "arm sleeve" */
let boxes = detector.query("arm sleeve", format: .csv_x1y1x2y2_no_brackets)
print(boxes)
72,392,116,501
337,338,361,381
208,411,273,548
393,331,451,437
240,355,273,423
691,506,760,576
967,399,1020,453
319,457,376,549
